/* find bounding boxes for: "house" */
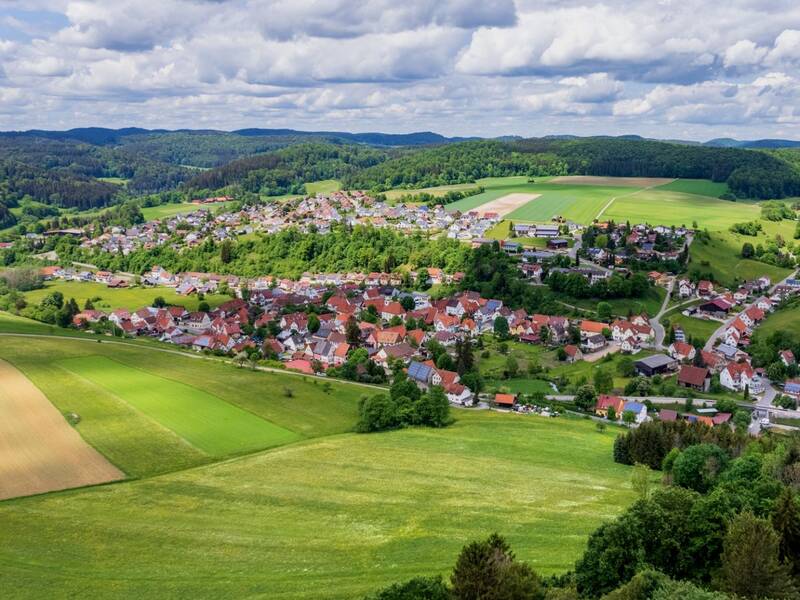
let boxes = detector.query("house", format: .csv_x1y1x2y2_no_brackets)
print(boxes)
659,409,678,422
564,344,583,363
582,333,607,353
407,361,436,388
635,354,677,377
699,298,732,317
678,365,711,392
622,401,648,424
579,320,607,339
697,280,714,297
595,394,625,418
780,350,796,368
547,238,569,250
784,379,800,398
720,362,764,394
677,279,695,298
494,393,516,408
668,341,696,362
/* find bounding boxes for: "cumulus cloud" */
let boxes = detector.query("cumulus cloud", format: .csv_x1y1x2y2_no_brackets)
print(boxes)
0,0,799,138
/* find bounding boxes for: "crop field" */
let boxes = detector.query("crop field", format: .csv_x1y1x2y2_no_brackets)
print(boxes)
0,330,364,477
654,178,729,197
0,359,123,500
550,175,674,187
473,193,541,217
58,355,298,457
24,281,231,312
0,411,636,599
446,179,638,224
603,190,759,229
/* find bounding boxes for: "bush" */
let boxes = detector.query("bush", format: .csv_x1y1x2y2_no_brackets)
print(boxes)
672,443,729,493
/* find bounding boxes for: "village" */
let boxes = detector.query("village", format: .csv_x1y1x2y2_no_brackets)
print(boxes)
38,256,800,430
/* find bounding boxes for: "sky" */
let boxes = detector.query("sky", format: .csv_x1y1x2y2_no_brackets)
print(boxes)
1,0,800,140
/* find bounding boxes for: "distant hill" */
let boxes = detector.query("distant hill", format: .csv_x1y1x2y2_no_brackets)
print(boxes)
704,137,800,149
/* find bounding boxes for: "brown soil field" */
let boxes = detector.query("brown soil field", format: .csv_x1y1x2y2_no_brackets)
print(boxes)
0,359,123,500
476,193,540,217
550,176,675,187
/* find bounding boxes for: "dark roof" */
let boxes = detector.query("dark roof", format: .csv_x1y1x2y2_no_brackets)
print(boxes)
635,354,675,369
678,365,709,387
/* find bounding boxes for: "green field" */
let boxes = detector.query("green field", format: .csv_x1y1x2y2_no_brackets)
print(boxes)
305,179,342,195
662,309,720,343
24,280,231,312
757,305,800,338
689,225,794,286
140,201,235,220
603,190,759,229
0,411,636,599
0,330,364,476
486,378,554,395
443,177,633,224
654,179,729,197
558,286,667,319
58,355,298,457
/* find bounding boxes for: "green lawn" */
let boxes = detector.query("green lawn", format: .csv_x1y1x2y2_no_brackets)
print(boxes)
603,190,759,229
689,227,794,286
477,338,554,379
58,355,298,457
24,281,231,312
654,179,729,197
0,411,637,599
486,378,554,395
305,179,342,195
662,309,720,343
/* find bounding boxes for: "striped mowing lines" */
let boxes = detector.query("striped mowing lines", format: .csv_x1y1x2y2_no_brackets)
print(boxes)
57,356,299,457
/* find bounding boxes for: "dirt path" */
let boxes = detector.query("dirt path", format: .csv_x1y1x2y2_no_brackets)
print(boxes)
0,359,124,500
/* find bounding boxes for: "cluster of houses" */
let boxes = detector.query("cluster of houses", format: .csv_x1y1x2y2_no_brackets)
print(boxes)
66,191,533,257
581,222,689,267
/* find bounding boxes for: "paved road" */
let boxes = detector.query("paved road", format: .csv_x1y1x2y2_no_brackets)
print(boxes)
650,278,674,349
703,271,797,352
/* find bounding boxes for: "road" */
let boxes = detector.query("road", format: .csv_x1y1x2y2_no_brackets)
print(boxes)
703,271,797,353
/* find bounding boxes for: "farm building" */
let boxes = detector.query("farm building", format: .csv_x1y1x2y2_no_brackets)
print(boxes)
635,354,677,377
677,365,711,392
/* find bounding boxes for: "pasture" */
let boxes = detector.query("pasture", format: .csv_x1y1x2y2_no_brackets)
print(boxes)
0,359,123,500
57,355,298,457
550,175,673,188
24,280,231,312
756,305,800,338
654,178,729,197
140,201,235,221
0,411,637,599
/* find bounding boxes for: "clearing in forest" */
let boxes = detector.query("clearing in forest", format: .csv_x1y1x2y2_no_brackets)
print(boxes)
0,358,123,500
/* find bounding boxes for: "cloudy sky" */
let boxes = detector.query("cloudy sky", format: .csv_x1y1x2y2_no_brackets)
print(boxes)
1,0,800,140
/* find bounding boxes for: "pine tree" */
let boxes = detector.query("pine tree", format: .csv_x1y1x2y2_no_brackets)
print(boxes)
773,487,800,580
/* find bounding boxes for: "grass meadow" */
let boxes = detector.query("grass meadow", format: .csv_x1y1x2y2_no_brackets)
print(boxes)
24,280,231,312
0,411,636,599
662,309,721,343
58,355,299,457
305,179,342,195
757,305,800,338
140,201,236,220
653,178,729,197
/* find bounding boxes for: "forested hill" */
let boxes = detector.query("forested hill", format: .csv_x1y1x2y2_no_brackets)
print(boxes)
346,137,800,199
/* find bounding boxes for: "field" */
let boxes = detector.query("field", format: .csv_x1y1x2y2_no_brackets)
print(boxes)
603,190,760,229
654,178,729,197
58,355,298,457
0,411,636,599
0,330,365,477
305,179,342,195
557,286,667,319
472,193,541,217
688,225,794,286
662,310,720,343
0,358,123,500
140,201,235,220
486,378,554,395
24,281,231,312
550,176,674,188
757,305,800,338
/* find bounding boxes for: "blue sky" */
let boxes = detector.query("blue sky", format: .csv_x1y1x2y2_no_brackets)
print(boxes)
1,0,799,140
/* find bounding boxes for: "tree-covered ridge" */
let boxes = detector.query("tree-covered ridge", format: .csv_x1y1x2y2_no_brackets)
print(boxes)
345,137,800,199
184,143,389,196
60,224,471,278
343,140,568,191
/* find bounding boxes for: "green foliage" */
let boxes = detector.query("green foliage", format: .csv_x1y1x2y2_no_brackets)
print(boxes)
772,487,800,579
574,384,597,412
729,221,763,236
451,533,544,600
718,511,799,599
761,200,796,221
356,374,451,433
672,444,730,493
365,576,450,600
